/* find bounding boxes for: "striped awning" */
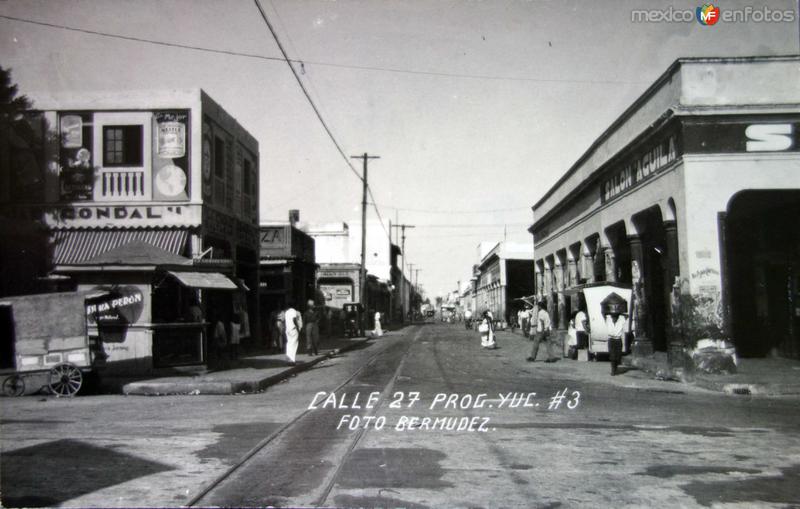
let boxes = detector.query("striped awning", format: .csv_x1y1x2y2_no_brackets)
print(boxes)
167,271,238,290
53,229,188,265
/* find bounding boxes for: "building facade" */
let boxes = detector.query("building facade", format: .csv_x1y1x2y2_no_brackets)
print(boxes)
306,221,397,326
529,56,800,359
1,89,260,372
259,216,317,331
474,241,535,324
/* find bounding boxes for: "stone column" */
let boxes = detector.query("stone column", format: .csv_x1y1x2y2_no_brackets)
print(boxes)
603,247,617,283
554,262,568,330
628,234,653,356
567,258,578,288
582,250,595,284
544,264,553,297
664,220,682,345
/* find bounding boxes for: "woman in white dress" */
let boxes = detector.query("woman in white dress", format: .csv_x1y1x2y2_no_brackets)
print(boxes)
374,311,383,337
479,310,497,349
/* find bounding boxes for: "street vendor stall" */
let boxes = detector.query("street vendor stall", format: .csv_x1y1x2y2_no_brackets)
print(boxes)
0,291,104,396
564,283,632,360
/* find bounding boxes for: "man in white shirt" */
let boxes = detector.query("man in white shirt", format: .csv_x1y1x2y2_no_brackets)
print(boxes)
284,302,302,365
606,311,627,375
527,301,557,363
574,307,589,350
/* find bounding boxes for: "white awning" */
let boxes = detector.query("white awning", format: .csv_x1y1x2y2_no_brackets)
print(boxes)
167,271,238,290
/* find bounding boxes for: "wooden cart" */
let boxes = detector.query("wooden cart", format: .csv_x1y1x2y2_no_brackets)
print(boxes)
1,291,100,397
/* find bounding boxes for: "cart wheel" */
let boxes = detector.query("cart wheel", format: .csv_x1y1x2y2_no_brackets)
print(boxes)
2,375,25,397
48,363,82,397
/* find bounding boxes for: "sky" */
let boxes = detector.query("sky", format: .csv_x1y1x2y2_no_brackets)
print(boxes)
1,0,798,297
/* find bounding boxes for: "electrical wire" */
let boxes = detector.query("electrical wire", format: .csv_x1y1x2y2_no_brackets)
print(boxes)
251,1,390,241
251,1,362,183
372,203,531,214
0,14,651,86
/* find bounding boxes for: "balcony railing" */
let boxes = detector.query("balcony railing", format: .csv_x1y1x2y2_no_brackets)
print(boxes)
97,170,148,200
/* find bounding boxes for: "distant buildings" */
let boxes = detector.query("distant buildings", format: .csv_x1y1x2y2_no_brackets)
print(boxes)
305,221,414,324
259,211,317,323
474,241,535,324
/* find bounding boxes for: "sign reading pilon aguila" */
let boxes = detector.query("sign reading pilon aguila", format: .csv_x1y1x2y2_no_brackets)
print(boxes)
601,133,678,204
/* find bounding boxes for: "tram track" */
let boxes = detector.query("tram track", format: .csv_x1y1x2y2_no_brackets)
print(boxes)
186,326,422,508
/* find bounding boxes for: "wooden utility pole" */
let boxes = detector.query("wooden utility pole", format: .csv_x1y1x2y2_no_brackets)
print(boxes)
391,223,415,323
351,153,379,334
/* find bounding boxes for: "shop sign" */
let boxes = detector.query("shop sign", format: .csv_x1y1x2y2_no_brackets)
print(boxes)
204,207,260,248
86,286,145,326
601,134,678,203
42,204,200,228
260,226,290,257
682,120,799,154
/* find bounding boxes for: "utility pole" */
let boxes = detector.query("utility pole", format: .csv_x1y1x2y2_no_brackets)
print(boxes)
391,223,415,323
407,262,415,319
351,152,380,334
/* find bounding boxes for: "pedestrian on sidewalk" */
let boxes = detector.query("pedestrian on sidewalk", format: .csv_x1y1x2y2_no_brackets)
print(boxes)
527,301,557,363
374,310,383,337
270,309,286,352
575,304,589,351
606,310,628,376
303,299,320,356
210,310,228,368
479,310,497,349
229,303,242,360
520,305,531,338
285,301,302,365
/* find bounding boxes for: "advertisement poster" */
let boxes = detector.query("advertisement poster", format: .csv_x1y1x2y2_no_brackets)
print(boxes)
152,111,190,201
58,112,95,201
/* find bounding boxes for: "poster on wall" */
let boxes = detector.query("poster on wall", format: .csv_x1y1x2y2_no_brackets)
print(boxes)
85,285,145,343
152,111,190,201
59,112,95,201
320,284,353,310
201,129,213,200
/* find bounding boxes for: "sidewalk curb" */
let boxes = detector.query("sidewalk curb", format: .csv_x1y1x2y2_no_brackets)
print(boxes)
692,379,800,396
122,337,373,396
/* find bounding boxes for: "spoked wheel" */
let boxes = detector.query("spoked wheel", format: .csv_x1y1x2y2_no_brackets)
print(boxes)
2,375,25,397
48,363,83,397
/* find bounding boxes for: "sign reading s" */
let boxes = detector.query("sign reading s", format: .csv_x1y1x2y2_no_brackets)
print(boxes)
745,124,794,152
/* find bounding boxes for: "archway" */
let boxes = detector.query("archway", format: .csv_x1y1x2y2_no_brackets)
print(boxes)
726,190,800,358
632,206,669,352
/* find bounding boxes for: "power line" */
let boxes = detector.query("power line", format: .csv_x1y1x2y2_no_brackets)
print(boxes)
0,14,651,86
413,223,530,228
0,14,286,63
372,203,530,214
250,2,362,183
251,2,390,240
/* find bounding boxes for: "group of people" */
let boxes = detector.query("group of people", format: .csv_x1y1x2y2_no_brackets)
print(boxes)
209,301,251,366
479,300,629,376
268,300,322,365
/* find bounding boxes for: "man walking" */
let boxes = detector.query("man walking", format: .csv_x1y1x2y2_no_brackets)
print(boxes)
303,299,320,356
285,301,302,365
527,301,558,363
